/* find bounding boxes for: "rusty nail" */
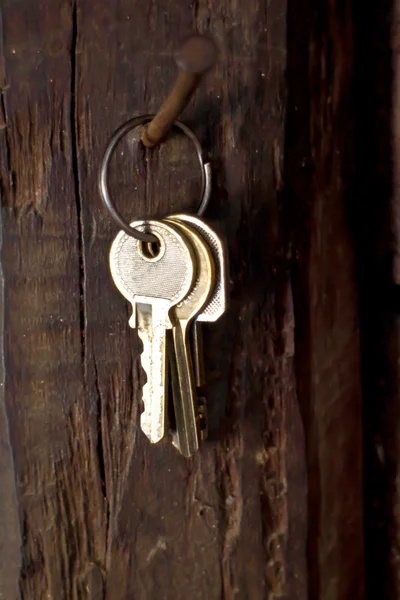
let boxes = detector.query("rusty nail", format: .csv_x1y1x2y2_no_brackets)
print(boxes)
140,34,218,148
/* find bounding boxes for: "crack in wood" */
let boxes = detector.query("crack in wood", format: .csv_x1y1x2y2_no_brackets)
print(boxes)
69,0,87,387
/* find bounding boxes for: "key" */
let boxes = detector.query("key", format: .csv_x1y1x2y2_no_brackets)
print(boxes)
109,220,195,444
165,219,215,457
168,215,228,387
165,220,214,455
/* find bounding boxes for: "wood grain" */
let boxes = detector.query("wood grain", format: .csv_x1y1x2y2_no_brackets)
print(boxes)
0,0,365,599
286,0,364,598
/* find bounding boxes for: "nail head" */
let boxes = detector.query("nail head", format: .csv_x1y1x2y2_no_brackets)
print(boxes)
175,34,218,74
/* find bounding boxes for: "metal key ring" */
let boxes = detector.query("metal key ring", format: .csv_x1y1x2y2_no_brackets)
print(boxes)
99,114,212,243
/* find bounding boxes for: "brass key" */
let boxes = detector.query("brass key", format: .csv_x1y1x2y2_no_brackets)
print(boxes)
166,219,215,457
169,215,228,388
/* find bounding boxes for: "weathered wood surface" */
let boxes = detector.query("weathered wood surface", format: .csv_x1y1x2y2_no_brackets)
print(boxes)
0,1,364,599
286,1,364,598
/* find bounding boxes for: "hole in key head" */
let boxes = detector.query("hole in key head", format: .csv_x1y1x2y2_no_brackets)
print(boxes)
137,232,165,262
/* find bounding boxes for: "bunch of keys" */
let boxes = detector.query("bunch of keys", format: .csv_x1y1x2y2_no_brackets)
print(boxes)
99,116,228,457
109,215,227,457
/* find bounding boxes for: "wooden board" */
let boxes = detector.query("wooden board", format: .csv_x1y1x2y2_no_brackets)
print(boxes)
0,1,364,598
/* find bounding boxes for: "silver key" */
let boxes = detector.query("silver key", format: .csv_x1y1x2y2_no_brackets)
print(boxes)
168,215,228,387
165,219,215,457
109,220,195,444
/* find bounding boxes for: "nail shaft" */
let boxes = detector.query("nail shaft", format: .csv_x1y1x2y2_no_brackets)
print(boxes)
141,34,217,149
141,71,201,148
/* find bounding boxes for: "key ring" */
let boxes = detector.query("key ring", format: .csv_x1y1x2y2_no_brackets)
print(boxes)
99,114,212,243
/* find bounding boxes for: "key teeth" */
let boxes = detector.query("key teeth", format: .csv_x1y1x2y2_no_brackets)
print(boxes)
137,329,154,441
127,302,137,329
141,383,164,443
197,396,208,441
137,323,166,444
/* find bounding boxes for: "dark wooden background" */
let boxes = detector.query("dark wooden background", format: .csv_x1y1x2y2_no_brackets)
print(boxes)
0,0,394,598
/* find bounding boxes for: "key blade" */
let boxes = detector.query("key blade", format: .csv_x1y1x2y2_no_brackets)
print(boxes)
137,302,168,443
171,321,200,457
191,321,206,388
